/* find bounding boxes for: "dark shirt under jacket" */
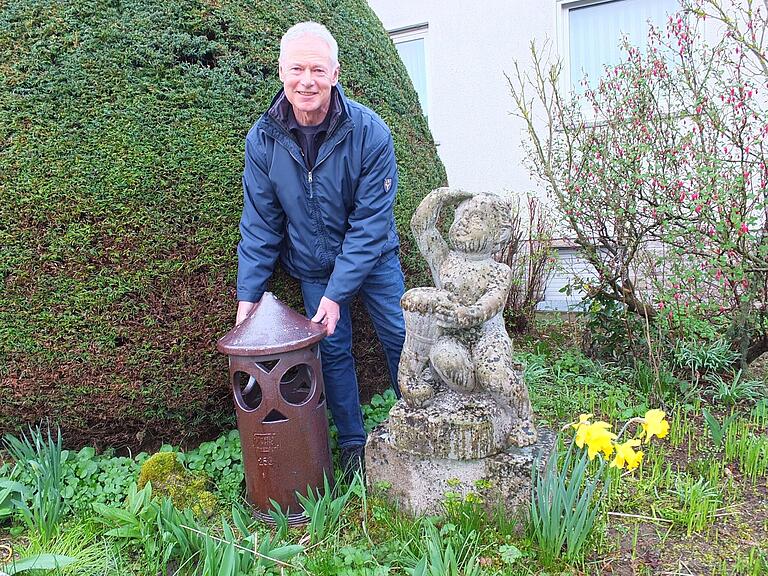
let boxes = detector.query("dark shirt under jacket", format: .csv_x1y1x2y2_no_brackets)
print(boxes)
287,106,332,170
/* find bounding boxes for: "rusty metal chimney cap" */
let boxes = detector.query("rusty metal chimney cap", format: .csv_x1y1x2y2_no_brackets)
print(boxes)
217,292,326,356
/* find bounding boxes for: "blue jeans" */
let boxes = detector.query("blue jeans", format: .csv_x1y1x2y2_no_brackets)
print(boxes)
301,254,406,448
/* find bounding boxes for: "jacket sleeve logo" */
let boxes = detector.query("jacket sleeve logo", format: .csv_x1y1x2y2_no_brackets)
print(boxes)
384,178,392,192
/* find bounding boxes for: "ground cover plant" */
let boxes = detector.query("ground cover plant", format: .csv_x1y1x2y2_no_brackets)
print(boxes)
1,326,766,575
0,0,446,448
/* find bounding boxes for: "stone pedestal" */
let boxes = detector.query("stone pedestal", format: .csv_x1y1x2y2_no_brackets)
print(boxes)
366,417,555,517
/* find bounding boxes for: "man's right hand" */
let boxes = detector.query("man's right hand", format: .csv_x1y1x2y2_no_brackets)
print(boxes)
236,301,256,326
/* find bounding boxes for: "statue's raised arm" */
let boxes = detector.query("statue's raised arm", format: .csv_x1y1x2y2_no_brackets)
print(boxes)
410,187,475,288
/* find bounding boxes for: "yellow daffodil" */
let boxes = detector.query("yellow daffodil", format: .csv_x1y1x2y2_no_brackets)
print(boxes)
641,409,669,443
610,439,644,471
575,421,617,460
571,413,593,430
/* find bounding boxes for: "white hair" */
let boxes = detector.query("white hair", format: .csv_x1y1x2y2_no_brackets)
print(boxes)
280,22,339,66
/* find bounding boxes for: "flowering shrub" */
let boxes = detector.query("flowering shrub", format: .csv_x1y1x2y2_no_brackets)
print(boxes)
571,409,670,471
509,0,768,365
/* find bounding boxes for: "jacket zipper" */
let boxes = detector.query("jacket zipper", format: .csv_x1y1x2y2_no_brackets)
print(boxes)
268,118,353,199
304,123,352,199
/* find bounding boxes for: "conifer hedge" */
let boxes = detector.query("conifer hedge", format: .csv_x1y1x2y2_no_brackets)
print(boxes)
0,0,446,447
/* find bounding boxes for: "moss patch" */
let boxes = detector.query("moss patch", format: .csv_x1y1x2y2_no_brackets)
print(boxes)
138,452,216,516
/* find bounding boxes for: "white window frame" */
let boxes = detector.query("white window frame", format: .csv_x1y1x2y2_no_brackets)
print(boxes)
389,23,430,124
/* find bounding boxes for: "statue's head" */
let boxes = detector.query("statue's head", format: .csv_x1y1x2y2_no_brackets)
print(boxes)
448,193,514,255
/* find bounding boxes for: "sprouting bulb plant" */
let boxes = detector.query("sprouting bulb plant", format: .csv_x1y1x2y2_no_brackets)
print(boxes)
568,409,670,471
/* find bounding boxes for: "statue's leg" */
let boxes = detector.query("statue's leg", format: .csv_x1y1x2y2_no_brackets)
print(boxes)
474,330,537,446
429,336,476,393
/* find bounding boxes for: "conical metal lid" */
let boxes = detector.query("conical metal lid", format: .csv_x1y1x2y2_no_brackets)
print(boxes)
216,292,326,356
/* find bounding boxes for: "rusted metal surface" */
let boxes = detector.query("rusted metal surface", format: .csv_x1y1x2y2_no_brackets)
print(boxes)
217,292,331,523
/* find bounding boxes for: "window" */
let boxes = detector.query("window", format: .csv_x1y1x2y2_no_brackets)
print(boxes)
390,24,429,120
560,0,679,91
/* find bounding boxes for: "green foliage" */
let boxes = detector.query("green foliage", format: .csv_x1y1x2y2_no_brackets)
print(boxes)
61,448,142,511
723,422,768,482
669,474,721,536
295,473,358,544
632,359,686,403
519,348,644,426
441,485,490,538
672,339,739,381
0,0,446,447
707,370,766,406
0,554,77,575
94,482,303,574
93,482,176,572
581,293,646,363
529,440,607,565
362,390,398,432
177,429,244,502
0,479,28,521
6,427,237,516
408,522,482,576
702,407,736,450
2,425,67,543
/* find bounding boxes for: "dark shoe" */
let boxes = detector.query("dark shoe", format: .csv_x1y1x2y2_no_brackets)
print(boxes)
339,444,366,483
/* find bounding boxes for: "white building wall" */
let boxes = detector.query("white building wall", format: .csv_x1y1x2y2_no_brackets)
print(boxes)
366,0,554,196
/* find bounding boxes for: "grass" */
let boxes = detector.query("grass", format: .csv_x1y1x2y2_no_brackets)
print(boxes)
1,319,767,574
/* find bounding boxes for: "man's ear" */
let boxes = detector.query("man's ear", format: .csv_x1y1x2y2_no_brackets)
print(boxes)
278,62,285,82
331,64,340,86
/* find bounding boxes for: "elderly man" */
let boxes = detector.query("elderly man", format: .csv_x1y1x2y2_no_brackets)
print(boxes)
235,22,406,477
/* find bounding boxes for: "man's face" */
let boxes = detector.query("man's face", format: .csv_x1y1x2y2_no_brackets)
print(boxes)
279,35,339,126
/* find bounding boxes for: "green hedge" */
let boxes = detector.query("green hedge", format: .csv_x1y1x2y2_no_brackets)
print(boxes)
0,0,446,448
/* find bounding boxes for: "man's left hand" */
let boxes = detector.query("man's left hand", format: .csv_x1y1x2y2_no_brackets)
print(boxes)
311,296,340,335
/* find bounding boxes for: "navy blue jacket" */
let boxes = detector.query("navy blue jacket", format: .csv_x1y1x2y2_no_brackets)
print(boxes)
236,85,400,304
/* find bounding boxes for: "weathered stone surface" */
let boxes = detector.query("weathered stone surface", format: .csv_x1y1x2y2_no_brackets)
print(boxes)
366,187,548,518
387,376,535,459
366,424,555,517
397,188,536,449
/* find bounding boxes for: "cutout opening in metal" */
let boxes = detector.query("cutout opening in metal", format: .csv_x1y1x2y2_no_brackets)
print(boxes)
234,371,262,410
256,359,279,374
263,409,288,423
279,364,314,406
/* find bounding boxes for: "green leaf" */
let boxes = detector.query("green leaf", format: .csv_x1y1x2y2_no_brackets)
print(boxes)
268,544,304,562
105,526,143,539
219,541,237,576
2,554,77,574
499,543,523,564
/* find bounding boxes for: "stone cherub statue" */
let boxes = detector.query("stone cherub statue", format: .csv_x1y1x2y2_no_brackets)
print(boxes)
397,187,536,450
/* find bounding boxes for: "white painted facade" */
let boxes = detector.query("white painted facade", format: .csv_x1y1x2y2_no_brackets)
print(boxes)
367,0,554,196
367,0,685,311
